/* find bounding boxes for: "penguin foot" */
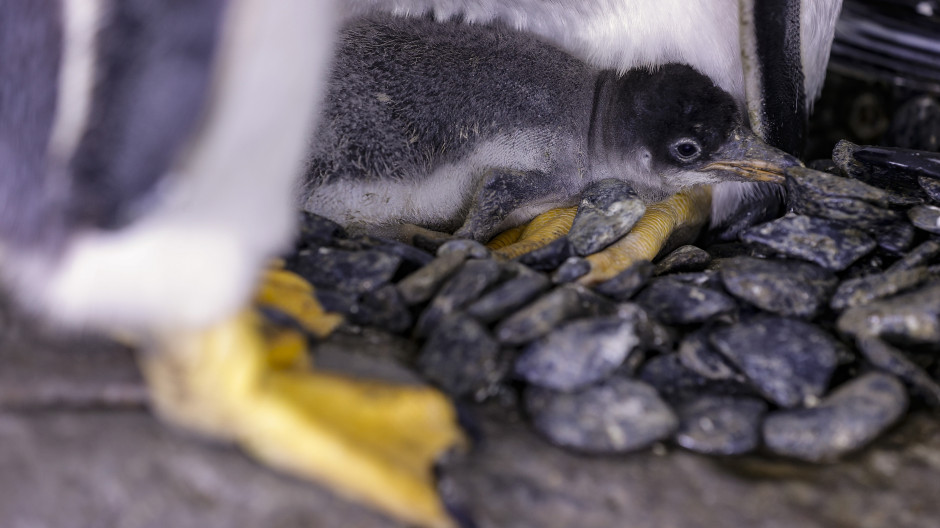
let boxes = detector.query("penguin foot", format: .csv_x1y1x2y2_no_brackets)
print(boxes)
577,186,712,284
139,268,464,528
489,206,578,259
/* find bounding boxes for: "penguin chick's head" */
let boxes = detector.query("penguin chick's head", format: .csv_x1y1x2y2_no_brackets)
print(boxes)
605,63,800,196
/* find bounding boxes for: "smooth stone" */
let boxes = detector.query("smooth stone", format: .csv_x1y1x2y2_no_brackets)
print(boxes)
853,145,940,181
833,140,925,198
515,316,640,391
740,214,877,271
654,245,712,276
638,353,755,404
418,315,507,400
616,303,676,353
635,278,737,325
718,256,837,319
886,239,940,273
763,373,908,462
396,250,469,305
871,221,915,255
345,284,412,333
790,194,902,230
336,235,434,273
553,257,591,283
525,377,678,454
675,396,768,456
908,204,940,234
857,337,940,407
415,258,504,337
678,330,739,381
710,317,839,408
830,267,931,311
567,179,646,256
785,165,910,208
296,212,345,247
594,261,654,301
516,237,574,271
837,281,940,344
920,175,940,203
294,247,401,294
495,284,616,346
465,272,551,325
438,239,490,259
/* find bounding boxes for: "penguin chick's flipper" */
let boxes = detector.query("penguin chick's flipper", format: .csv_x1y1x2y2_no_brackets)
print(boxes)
140,268,464,528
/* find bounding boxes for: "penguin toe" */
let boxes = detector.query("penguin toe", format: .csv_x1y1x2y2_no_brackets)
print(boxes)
139,267,464,528
489,206,578,259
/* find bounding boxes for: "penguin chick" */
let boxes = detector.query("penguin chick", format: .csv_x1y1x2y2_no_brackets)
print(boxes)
303,16,798,243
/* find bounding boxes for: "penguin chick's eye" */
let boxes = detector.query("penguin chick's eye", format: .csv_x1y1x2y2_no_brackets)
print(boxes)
670,139,702,163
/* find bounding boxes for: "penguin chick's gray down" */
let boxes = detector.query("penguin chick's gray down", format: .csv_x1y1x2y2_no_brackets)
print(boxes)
303,16,799,243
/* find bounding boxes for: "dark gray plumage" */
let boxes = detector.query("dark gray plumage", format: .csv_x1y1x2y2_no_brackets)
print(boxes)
303,15,798,243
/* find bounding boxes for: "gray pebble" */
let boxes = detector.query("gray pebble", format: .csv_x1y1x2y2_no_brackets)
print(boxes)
830,266,931,311
675,396,767,456
886,239,940,273
297,212,345,247
785,165,910,208
515,316,641,391
516,237,574,271
335,234,434,272
525,377,678,454
346,284,412,333
871,221,916,255
396,250,469,305
465,272,551,325
856,337,940,407
718,256,837,319
710,317,838,408
594,260,654,301
654,245,712,276
763,372,908,462
837,281,940,344
638,353,755,404
553,256,592,283
495,284,616,346
920,175,940,203
635,278,737,325
908,204,940,234
438,239,490,259
295,247,401,294
617,303,677,353
678,330,739,380
567,179,646,256
740,214,877,271
833,140,925,199
415,258,504,337
418,315,507,400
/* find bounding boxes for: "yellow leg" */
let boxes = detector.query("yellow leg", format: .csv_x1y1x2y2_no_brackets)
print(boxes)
578,186,712,285
491,206,578,260
139,269,464,528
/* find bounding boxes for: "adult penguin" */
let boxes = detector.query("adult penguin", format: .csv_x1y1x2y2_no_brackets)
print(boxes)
0,1,841,527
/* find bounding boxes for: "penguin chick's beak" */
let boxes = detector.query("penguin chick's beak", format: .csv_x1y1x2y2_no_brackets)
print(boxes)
702,126,802,184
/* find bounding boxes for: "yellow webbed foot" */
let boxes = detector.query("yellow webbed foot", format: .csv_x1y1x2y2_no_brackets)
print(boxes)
489,206,578,259
139,268,464,528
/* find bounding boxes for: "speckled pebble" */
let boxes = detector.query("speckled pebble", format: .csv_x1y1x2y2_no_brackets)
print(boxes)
908,205,940,234
335,235,434,273
495,285,616,346
296,212,345,247
857,337,940,407
553,257,591,283
830,267,931,311
678,330,739,381
396,250,469,305
635,278,737,325
785,166,910,208
294,247,401,294
415,258,504,337
525,377,678,454
654,245,712,276
886,239,940,273
740,214,877,271
837,281,940,343
594,261,654,301
567,179,646,256
465,272,551,325
920,175,940,203
871,221,916,255
762,372,908,462
418,315,507,400
718,256,837,319
675,396,767,456
515,316,640,391
516,237,574,271
710,317,838,408
346,284,412,333
638,353,755,404
438,239,490,259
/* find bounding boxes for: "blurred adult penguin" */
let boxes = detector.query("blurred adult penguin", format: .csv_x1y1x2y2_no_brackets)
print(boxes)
0,1,841,527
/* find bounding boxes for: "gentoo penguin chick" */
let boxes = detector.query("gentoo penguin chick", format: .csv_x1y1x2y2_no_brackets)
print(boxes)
304,16,799,243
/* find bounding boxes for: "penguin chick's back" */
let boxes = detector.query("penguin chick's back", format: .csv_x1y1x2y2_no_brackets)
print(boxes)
303,15,598,232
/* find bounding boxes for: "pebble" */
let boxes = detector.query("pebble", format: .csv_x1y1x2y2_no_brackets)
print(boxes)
418,315,507,400
516,237,574,271
525,377,678,454
552,256,591,283
837,281,940,343
678,329,739,381
438,239,491,259
871,221,916,255
567,179,646,256
346,284,412,333
335,234,434,274
718,256,837,319
709,317,839,408
515,316,641,391
654,245,712,276
886,239,940,273
853,145,940,181
415,258,504,337
495,284,616,346
833,140,924,198
762,373,908,462
594,260,654,301
396,250,469,305
740,214,877,271
465,271,551,325
856,337,940,407
635,278,737,325
675,395,767,456
638,353,755,404
294,247,401,294
785,165,912,208
829,266,931,311
908,204,940,234
296,212,345,247
920,175,940,202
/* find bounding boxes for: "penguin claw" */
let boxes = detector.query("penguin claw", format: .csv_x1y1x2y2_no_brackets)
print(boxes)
139,268,464,528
